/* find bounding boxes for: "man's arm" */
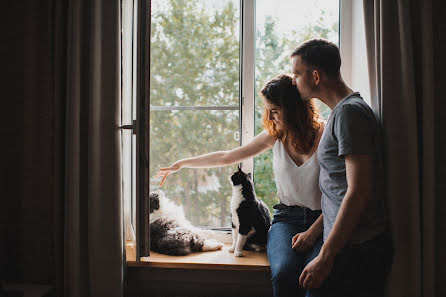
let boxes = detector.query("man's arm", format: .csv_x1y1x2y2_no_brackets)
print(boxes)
319,153,373,259
299,154,373,289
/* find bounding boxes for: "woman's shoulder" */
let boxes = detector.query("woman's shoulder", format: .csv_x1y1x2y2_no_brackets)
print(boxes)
259,130,277,146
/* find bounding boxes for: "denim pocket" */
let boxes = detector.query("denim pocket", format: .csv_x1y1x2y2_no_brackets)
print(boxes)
271,208,290,224
305,210,322,225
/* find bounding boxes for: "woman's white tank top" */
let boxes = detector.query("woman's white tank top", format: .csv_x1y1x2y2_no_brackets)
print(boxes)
272,140,322,210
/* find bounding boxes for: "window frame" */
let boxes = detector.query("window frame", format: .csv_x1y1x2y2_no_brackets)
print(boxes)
123,0,352,265
146,0,254,231
120,0,150,260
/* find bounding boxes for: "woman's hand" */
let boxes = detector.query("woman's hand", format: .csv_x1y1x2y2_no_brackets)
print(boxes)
291,229,317,252
152,163,182,186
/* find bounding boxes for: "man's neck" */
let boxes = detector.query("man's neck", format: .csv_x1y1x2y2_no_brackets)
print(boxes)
318,79,354,110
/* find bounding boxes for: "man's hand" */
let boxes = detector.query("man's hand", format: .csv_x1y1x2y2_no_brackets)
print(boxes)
292,230,317,252
299,253,334,289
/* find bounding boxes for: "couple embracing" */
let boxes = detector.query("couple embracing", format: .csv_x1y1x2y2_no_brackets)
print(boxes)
156,39,393,297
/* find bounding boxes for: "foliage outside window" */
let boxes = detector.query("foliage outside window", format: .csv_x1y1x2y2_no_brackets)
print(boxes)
149,0,339,228
254,0,339,215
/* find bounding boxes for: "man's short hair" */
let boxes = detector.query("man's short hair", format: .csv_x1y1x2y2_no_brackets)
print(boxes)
291,39,341,77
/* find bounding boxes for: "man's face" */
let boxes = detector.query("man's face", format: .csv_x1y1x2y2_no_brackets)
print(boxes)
291,55,316,101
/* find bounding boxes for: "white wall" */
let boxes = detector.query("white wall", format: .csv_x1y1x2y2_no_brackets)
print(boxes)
340,0,371,105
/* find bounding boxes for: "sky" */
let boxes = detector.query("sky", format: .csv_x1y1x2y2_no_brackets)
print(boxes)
197,0,339,40
256,0,339,39
153,0,339,40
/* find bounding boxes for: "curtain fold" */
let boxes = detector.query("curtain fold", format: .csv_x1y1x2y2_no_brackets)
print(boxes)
363,0,446,296
64,0,123,296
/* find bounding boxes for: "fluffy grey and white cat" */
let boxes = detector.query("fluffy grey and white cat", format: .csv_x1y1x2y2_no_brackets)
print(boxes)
149,190,224,256
229,167,271,257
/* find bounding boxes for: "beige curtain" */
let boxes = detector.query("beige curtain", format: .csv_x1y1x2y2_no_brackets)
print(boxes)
63,0,123,296
363,0,446,296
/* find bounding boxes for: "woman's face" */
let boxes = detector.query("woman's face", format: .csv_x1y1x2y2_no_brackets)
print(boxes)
262,97,283,129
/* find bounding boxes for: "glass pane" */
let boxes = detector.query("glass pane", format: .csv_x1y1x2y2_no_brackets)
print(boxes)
132,133,136,229
150,0,240,107
150,0,240,228
150,110,239,227
254,0,340,212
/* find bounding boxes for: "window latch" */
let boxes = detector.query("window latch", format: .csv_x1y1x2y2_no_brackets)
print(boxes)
234,131,240,141
119,120,137,135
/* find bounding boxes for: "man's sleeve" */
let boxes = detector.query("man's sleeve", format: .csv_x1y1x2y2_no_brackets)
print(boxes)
333,104,375,157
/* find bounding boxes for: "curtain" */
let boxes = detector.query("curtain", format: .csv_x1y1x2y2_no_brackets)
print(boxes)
1,0,123,296
363,0,446,296
63,0,123,296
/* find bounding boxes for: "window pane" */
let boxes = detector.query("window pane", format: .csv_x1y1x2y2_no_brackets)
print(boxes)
254,0,340,212
150,110,239,227
150,0,240,228
150,0,240,107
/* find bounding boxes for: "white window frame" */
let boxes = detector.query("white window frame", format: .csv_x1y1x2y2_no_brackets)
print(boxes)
240,0,255,174
121,0,137,243
122,0,356,263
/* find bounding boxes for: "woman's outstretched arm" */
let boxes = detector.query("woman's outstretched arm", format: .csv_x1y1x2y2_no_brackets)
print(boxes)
154,131,275,186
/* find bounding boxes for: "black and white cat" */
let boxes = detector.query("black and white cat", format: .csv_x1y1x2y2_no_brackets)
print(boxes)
149,190,224,256
229,167,271,257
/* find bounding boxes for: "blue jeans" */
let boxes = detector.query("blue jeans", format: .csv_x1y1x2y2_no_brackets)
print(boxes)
305,232,394,297
267,204,323,297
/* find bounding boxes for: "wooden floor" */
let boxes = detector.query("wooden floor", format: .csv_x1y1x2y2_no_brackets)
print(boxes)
126,241,270,271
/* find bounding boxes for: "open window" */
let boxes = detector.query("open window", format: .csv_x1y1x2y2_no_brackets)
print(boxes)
121,0,150,259
122,0,363,272
122,1,377,295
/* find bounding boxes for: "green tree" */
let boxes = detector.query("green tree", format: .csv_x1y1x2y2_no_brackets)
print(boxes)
254,12,339,212
150,0,240,227
150,0,339,226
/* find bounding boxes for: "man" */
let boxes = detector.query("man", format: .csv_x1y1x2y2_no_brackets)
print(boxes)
290,39,393,297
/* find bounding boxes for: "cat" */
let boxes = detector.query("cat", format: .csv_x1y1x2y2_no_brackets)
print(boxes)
149,190,224,256
229,167,271,257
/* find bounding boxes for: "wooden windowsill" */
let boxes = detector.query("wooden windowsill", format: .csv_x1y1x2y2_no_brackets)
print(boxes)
126,241,270,272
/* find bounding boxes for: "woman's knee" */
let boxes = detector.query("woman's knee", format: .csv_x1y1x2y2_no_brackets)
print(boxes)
270,260,298,281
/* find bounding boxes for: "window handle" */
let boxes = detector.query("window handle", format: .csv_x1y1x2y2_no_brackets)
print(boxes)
234,131,240,141
119,120,137,135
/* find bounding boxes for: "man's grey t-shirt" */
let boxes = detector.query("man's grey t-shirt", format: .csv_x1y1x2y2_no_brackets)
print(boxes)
317,92,387,244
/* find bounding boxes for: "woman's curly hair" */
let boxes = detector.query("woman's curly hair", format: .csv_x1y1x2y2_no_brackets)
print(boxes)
261,73,320,154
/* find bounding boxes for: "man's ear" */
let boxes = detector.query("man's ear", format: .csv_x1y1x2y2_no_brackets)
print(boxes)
312,69,321,86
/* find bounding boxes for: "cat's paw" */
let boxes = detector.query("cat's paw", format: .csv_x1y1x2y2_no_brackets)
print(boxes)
234,251,243,257
203,239,224,251
228,246,235,253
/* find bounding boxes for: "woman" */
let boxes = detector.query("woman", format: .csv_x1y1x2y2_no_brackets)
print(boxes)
154,74,324,297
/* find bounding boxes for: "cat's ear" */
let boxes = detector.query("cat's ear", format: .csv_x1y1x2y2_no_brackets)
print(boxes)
237,165,241,172
149,192,160,213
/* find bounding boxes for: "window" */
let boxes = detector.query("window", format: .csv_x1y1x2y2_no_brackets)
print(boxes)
123,0,345,260
149,0,241,228
122,0,138,242
254,0,339,213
